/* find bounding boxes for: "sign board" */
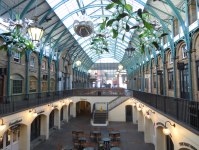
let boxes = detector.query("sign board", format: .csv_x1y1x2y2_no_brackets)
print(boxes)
157,70,163,75
0,68,7,75
29,69,37,73
9,119,22,126
145,74,150,78
11,124,20,130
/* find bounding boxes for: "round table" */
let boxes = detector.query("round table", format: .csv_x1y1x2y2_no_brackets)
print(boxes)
110,147,121,150
76,130,83,132
62,145,74,150
102,138,111,148
93,131,100,134
78,137,87,140
83,147,94,150
110,131,119,134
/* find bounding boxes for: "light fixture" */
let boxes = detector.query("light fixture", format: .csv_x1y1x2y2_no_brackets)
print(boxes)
0,118,5,130
137,106,141,111
163,121,175,135
132,102,136,106
48,104,54,110
116,70,120,75
70,100,73,102
29,109,37,117
61,101,65,106
118,64,123,70
88,69,92,73
125,41,135,58
115,74,117,77
75,56,82,67
146,110,155,119
129,100,132,102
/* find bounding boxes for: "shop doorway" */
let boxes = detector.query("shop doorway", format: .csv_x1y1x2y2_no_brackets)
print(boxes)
49,110,55,129
31,115,41,141
76,101,91,116
180,65,189,99
166,135,174,150
126,105,132,122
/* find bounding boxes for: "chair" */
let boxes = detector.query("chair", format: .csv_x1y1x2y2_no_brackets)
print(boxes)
113,128,118,131
85,134,90,142
82,142,89,148
109,141,119,147
90,127,95,132
96,127,101,131
78,126,83,130
80,140,86,147
109,133,114,141
96,133,101,140
89,142,96,150
115,133,120,141
90,132,96,141
72,131,77,139
77,132,84,138
73,139,80,149
57,142,62,150
97,137,105,150
108,128,113,132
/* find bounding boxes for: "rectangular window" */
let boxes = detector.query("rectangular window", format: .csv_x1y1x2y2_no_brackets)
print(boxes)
168,69,174,90
42,61,46,70
170,53,173,63
50,81,55,91
13,80,22,94
30,57,35,67
41,81,47,92
145,78,147,88
51,64,54,72
14,52,20,63
153,74,156,88
29,80,37,93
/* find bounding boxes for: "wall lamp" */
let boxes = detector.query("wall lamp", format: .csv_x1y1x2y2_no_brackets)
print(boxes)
29,109,37,117
0,118,5,130
146,110,155,119
163,121,175,135
137,105,142,111
48,104,54,110
60,101,65,106
132,101,137,106
129,99,132,102
70,99,73,102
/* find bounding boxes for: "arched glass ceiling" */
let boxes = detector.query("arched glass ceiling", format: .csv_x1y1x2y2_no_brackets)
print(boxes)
95,58,119,63
46,0,147,63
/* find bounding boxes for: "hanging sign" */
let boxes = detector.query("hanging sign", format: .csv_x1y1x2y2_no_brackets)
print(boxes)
37,110,45,115
156,122,165,127
145,74,150,78
9,119,22,126
10,124,20,130
179,142,197,150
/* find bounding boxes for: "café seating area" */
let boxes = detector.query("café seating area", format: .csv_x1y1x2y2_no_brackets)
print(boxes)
57,126,121,150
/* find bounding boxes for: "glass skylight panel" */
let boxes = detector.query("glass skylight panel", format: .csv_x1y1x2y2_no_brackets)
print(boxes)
46,0,62,7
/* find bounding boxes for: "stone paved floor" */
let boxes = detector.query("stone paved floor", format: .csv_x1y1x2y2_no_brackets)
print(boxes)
35,108,155,150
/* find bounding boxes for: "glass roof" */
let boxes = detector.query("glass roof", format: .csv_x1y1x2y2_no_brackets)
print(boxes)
46,0,148,63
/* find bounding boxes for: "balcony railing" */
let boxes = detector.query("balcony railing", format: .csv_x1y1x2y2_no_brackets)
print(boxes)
0,90,73,117
132,90,199,131
73,88,125,96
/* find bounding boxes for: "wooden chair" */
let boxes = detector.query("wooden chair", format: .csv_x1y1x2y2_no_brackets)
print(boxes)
72,131,77,139
90,132,96,141
77,132,84,138
115,133,120,141
57,142,62,150
113,128,118,131
90,127,95,132
78,126,83,130
73,139,80,149
85,134,90,142
82,142,89,148
109,141,119,147
108,128,113,132
97,137,105,150
89,142,96,150
109,133,114,141
96,127,101,131
80,140,86,147
96,133,101,140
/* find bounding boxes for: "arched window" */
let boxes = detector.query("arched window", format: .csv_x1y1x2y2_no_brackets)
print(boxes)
50,79,55,91
10,74,23,94
169,52,173,63
29,76,37,93
41,78,47,92
182,45,187,58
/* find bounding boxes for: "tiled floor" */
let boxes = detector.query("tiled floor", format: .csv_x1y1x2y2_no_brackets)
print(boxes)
35,108,155,150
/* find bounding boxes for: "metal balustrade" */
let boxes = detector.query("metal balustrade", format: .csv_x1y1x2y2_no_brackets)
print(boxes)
132,90,199,131
0,90,73,117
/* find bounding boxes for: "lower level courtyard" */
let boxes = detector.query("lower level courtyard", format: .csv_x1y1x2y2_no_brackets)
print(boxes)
35,109,155,150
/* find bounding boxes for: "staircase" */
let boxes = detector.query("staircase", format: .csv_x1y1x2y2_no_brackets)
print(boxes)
93,110,107,124
108,96,131,111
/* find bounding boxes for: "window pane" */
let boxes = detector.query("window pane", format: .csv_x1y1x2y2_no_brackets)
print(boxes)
13,80,22,94
41,82,47,92
42,61,46,69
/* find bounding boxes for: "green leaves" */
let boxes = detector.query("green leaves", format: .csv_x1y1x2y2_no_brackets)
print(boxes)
110,0,122,5
143,20,152,31
124,4,132,11
116,13,128,20
141,44,144,54
159,33,168,38
112,29,118,38
126,23,130,32
152,42,159,49
122,34,125,41
100,21,106,30
106,3,116,10
107,19,116,27
103,48,109,52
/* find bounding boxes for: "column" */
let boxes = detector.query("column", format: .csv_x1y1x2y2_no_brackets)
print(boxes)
25,52,30,98
7,50,12,99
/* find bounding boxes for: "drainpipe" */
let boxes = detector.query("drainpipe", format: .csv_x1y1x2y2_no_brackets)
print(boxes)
7,50,12,102
25,52,30,99
163,63,166,96
156,64,158,94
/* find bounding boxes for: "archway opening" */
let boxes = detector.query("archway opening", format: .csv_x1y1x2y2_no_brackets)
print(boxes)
126,105,132,122
144,116,154,145
76,101,91,117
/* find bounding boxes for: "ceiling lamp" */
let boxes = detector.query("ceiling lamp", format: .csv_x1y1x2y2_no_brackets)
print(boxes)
75,56,82,67
28,16,44,42
118,64,123,70
73,15,94,37
116,70,120,75
88,69,92,73
125,41,135,58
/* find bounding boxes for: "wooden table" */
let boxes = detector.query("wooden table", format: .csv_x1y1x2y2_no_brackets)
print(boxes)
83,147,94,150
110,147,121,150
62,145,74,150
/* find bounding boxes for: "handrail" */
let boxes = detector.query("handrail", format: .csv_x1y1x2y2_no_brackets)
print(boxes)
91,103,95,119
132,90,199,131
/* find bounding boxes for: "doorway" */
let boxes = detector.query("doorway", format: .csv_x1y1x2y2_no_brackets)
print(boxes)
49,110,54,129
166,135,174,150
60,107,63,121
180,65,189,99
31,116,41,141
0,75,4,103
126,105,132,122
